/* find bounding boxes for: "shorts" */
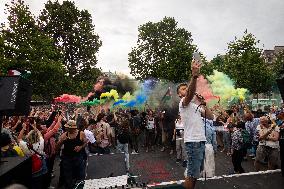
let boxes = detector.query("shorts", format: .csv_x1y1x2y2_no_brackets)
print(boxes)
256,145,279,166
185,141,205,178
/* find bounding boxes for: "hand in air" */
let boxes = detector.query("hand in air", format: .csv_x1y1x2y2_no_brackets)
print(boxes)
191,60,201,77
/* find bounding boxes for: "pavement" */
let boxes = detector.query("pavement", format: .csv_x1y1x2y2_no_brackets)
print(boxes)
51,145,283,188
128,145,262,184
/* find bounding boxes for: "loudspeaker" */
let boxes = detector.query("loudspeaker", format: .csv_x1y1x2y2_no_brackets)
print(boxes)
0,76,33,116
276,78,284,100
86,153,127,179
0,156,32,188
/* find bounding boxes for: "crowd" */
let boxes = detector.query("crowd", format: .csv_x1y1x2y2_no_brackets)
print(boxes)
1,100,284,189
1,75,284,189
0,103,179,189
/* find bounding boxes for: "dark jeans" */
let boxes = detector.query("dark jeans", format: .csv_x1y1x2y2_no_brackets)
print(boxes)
44,155,56,188
131,134,139,152
155,128,162,145
146,129,155,148
232,149,245,173
61,155,85,189
163,129,175,148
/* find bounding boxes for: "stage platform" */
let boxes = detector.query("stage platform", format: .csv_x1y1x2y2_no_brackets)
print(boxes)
76,169,283,189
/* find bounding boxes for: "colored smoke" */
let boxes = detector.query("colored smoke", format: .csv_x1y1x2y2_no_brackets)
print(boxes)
207,70,248,107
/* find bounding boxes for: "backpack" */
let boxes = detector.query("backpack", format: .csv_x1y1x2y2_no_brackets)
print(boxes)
241,129,251,148
117,118,130,144
117,127,130,144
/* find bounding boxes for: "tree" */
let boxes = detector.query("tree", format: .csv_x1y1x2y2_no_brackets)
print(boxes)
272,50,284,79
210,54,226,72
71,67,102,96
0,0,67,101
128,17,199,82
39,0,102,78
223,31,274,94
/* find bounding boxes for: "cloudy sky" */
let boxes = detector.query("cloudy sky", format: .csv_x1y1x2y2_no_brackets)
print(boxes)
1,0,284,76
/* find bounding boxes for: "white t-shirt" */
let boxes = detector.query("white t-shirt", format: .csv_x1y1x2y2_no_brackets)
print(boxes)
84,129,96,144
147,118,155,130
179,97,206,142
19,136,45,156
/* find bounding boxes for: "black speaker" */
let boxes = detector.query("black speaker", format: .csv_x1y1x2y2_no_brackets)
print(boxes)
86,153,127,179
277,78,284,100
0,76,33,116
0,156,32,188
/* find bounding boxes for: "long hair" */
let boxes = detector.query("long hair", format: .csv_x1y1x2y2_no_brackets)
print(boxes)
27,130,41,144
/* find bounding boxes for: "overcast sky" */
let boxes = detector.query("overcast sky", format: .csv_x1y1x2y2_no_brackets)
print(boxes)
1,0,284,76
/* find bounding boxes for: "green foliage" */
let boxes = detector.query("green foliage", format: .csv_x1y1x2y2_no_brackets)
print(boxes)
71,67,102,96
222,30,274,94
0,0,67,101
128,17,198,82
210,54,226,72
272,50,284,79
0,0,103,100
39,0,102,78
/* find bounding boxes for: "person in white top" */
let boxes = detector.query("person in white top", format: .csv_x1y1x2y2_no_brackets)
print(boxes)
173,114,187,165
18,122,45,156
145,111,155,153
255,116,280,171
177,60,214,189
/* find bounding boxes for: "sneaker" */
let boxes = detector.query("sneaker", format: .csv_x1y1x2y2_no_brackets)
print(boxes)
170,150,174,155
160,147,165,152
131,151,136,155
176,159,181,163
252,157,256,160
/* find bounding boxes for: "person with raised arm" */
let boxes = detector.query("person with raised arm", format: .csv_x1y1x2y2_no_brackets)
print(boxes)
177,60,214,189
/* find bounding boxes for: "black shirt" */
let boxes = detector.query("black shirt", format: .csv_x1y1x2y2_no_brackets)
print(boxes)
62,131,84,157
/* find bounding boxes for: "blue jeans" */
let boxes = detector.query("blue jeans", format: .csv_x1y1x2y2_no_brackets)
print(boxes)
117,140,130,171
185,142,205,178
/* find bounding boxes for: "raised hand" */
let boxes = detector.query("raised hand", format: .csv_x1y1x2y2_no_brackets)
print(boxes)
191,60,201,77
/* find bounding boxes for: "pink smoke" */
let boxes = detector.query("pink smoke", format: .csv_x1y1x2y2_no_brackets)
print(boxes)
196,75,220,102
54,94,82,103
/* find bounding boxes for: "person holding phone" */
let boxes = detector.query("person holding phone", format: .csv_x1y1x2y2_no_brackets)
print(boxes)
177,57,214,189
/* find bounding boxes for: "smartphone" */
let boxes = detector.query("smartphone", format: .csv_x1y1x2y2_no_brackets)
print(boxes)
192,52,202,65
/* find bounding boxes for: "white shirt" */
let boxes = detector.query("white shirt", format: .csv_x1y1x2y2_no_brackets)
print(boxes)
19,136,45,156
179,97,206,142
147,117,155,130
84,129,96,144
